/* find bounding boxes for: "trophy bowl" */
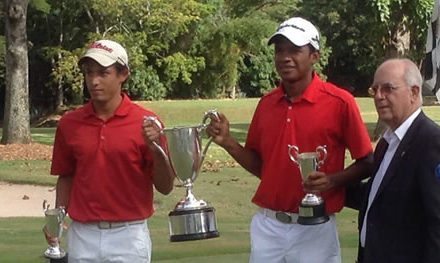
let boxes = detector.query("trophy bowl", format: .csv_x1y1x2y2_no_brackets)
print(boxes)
288,145,329,225
42,201,66,259
146,110,220,242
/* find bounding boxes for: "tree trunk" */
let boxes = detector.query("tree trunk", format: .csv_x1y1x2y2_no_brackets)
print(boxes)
384,16,410,58
2,0,31,144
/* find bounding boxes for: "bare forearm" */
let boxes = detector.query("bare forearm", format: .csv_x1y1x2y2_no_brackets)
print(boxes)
151,149,175,195
55,175,73,209
329,153,373,188
222,138,262,178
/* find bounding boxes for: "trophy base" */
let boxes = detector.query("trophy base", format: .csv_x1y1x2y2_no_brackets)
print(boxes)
168,206,219,242
48,255,68,263
44,247,66,259
297,202,329,225
170,231,220,242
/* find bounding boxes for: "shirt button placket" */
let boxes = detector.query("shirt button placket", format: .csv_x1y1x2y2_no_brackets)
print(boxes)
100,123,106,150
287,105,293,123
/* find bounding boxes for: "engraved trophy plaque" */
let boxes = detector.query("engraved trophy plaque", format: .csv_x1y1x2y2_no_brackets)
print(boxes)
42,201,66,259
288,145,329,225
146,110,220,242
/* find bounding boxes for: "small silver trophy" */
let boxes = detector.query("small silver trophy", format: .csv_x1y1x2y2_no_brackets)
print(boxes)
288,145,329,225
42,201,66,259
146,110,220,242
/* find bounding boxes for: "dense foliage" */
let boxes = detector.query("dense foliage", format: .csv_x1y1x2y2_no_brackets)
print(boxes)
0,0,435,115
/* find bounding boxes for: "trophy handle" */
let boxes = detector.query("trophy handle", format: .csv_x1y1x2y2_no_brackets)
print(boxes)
144,116,169,159
315,145,327,168
57,208,66,239
288,145,300,165
199,109,220,159
43,200,49,211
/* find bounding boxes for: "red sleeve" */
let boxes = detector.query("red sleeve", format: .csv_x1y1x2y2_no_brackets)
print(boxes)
343,96,373,160
50,119,75,176
245,101,262,152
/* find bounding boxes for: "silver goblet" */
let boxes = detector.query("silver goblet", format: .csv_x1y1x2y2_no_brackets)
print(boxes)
146,110,220,242
288,145,329,225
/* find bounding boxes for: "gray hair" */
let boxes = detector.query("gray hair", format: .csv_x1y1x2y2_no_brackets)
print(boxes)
386,58,423,103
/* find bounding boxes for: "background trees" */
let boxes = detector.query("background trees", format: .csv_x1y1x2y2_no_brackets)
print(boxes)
0,0,436,121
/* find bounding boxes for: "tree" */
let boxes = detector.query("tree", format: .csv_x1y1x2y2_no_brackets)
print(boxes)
2,0,31,144
300,0,433,93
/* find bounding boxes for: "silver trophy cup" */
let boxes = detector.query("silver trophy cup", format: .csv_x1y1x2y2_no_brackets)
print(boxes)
146,110,220,242
43,201,66,259
288,145,329,225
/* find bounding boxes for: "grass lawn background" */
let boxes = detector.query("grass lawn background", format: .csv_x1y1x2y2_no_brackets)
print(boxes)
0,97,439,262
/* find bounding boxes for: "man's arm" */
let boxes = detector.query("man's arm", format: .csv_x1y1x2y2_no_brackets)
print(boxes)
55,175,73,209
206,112,262,178
150,146,175,195
143,117,175,195
420,131,440,263
304,153,374,192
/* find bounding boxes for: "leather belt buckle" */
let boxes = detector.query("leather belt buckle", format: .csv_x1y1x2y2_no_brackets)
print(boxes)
275,212,292,224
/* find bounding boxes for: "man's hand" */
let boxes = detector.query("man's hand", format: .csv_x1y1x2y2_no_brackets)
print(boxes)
303,171,334,193
205,112,233,148
142,117,162,149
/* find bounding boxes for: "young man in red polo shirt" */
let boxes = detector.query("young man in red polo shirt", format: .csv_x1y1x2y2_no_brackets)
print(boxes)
48,39,175,262
207,17,373,263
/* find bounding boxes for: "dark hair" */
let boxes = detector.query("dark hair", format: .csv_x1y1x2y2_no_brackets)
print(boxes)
113,62,129,74
307,44,318,54
113,63,130,87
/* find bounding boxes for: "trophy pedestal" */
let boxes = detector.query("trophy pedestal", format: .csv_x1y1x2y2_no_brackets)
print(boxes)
168,207,219,242
298,201,329,225
47,255,68,263
44,246,67,261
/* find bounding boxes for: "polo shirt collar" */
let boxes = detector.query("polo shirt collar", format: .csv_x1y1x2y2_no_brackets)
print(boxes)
278,72,322,104
83,93,131,118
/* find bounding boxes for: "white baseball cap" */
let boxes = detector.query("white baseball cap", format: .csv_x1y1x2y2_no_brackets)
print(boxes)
268,17,320,50
79,39,129,68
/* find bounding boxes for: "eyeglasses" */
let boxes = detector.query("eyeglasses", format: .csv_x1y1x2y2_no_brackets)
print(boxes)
368,84,400,96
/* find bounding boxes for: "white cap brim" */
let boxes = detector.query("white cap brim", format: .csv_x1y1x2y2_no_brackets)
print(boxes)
268,31,309,47
79,51,118,67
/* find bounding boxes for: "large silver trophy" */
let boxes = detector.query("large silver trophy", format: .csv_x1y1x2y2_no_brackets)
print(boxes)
147,110,220,242
288,145,329,225
42,201,66,259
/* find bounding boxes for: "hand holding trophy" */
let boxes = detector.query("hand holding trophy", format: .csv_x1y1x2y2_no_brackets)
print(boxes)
288,145,329,225
42,200,67,260
145,110,220,242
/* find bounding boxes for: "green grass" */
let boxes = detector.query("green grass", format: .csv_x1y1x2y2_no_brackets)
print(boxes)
0,168,358,263
30,128,56,145
0,97,439,262
137,98,259,127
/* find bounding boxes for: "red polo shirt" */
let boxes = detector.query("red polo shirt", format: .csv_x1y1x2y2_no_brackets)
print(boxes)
247,74,372,213
51,94,163,222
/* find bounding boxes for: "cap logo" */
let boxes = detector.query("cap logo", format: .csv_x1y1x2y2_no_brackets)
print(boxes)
277,24,305,32
89,42,113,53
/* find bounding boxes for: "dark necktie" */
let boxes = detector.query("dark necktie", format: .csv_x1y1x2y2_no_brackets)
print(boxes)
373,138,389,175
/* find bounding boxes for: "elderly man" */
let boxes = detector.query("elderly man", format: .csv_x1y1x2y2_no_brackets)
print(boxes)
355,58,440,263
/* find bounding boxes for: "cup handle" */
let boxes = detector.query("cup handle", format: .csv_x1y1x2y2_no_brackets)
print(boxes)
288,145,299,165
202,109,220,126
143,116,168,159
316,145,327,168
199,109,220,158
